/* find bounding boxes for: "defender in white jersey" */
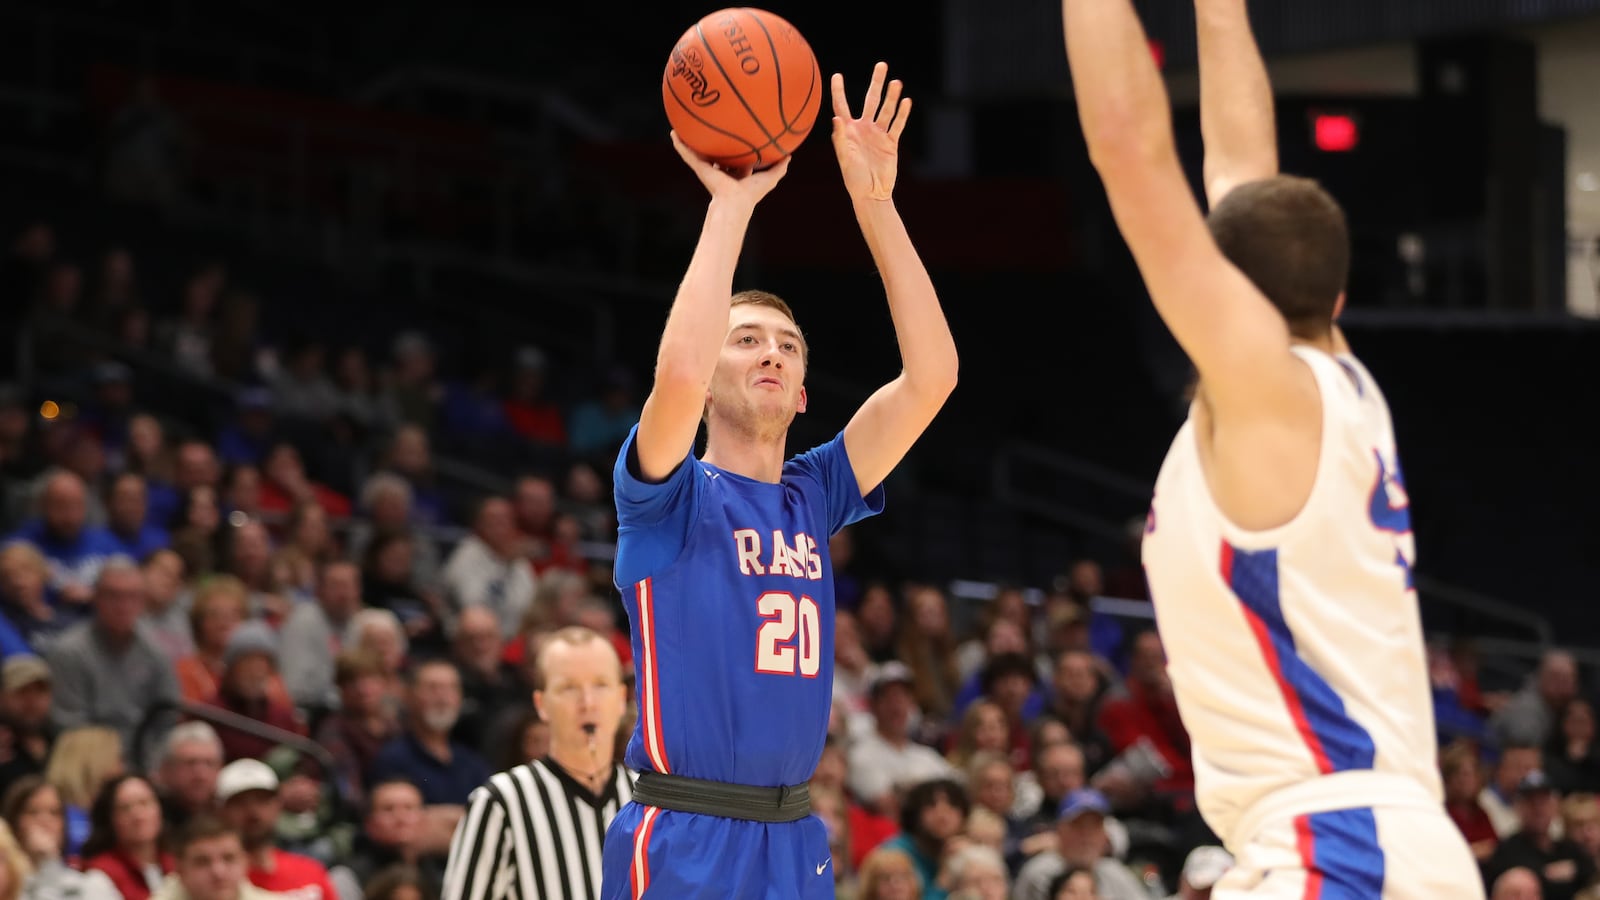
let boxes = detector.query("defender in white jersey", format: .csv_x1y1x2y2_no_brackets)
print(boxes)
1061,0,1483,896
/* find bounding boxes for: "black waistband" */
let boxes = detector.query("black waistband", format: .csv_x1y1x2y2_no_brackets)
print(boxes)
632,771,812,823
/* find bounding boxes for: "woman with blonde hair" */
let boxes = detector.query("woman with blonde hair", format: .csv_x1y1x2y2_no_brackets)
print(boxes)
174,575,292,707
858,846,923,900
895,585,962,723
947,701,1012,771
44,727,124,860
0,542,62,648
0,820,32,900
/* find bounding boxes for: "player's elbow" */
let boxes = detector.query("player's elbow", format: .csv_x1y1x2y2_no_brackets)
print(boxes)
909,356,958,404
1084,105,1176,179
652,357,711,399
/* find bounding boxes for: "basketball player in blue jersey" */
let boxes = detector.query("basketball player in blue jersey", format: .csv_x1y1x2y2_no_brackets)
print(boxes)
1063,0,1483,897
598,62,957,900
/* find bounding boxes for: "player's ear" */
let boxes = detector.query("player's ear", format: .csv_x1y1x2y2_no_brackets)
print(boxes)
796,386,807,415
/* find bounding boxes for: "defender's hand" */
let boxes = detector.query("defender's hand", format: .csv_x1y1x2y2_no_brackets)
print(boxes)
831,62,912,202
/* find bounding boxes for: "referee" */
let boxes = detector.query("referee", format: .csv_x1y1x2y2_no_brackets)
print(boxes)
442,626,633,900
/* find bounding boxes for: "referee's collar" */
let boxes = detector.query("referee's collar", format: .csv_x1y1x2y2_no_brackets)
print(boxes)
537,756,624,806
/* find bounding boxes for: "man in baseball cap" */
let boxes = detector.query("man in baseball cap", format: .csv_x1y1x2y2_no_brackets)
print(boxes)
215,759,337,899
1015,788,1148,900
0,654,55,784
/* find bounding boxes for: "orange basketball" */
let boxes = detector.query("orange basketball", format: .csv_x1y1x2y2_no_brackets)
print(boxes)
662,8,823,169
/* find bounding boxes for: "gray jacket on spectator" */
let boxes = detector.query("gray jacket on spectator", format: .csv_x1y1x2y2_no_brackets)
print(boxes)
1490,687,1554,748
46,620,180,762
279,600,341,711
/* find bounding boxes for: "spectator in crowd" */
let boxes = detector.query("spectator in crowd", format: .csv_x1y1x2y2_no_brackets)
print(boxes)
1562,794,1600,890
833,611,877,719
6,470,121,610
215,390,277,468
1487,746,1546,839
1490,866,1543,900
0,655,55,793
1045,867,1099,900
560,461,611,541
347,474,440,590
278,561,362,712
1485,770,1595,900
1548,699,1600,795
169,485,222,578
1096,631,1193,804
124,416,180,535
1495,651,1580,749
941,843,1009,900
963,752,1030,874
361,864,430,900
566,366,637,457
856,583,899,665
448,606,527,754
1047,649,1115,777
361,532,443,655
213,760,337,900
269,340,339,423
384,334,442,434
948,702,1012,773
878,779,969,900
952,617,1033,715
342,779,441,896
0,820,26,900
856,846,921,900
368,659,488,809
1441,740,1499,861
221,466,262,525
314,650,398,813
82,774,173,900
848,663,959,816
1015,740,1087,836
897,584,961,724
204,622,306,763
502,346,565,448
1013,789,1146,900
493,708,550,773
0,543,64,651
380,427,445,527
0,775,119,899
44,726,125,859
140,549,193,661
343,610,408,712
176,576,290,711
257,445,349,520
217,521,277,622
46,559,178,759
272,503,334,598
106,473,170,561
978,653,1046,769
153,724,224,837
440,497,535,641
153,814,288,900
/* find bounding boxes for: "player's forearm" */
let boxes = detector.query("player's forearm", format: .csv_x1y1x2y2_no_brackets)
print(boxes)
854,198,958,396
1064,0,1179,178
654,199,755,387
1196,0,1277,203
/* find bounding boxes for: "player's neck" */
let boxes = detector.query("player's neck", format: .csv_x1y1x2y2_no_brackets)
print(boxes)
1289,333,1339,355
702,429,787,483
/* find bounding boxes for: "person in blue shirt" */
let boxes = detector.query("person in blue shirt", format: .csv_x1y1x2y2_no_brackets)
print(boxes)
599,63,959,899
4,470,122,611
104,472,170,562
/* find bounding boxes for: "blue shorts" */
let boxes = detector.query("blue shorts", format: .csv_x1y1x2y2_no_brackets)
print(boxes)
601,802,834,899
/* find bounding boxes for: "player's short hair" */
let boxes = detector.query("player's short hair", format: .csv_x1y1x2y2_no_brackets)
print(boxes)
731,289,808,364
1206,176,1349,340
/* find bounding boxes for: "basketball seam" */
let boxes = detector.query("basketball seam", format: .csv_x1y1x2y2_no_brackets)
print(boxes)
787,50,820,138
746,11,788,131
664,60,763,157
695,20,780,158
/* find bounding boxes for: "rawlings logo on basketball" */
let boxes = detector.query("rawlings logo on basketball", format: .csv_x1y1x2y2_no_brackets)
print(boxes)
716,13,762,74
670,45,721,107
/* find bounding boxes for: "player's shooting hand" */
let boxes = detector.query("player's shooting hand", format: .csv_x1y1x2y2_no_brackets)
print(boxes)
670,131,791,210
831,62,911,202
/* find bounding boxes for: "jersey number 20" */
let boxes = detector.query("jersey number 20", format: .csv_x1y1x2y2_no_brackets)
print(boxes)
755,591,821,678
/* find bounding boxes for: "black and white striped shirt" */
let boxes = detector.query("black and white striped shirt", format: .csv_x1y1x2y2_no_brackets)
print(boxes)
442,759,635,900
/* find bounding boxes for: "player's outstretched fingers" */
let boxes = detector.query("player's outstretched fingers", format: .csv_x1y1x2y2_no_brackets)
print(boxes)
860,61,888,122
889,98,913,141
830,73,852,120
875,79,903,131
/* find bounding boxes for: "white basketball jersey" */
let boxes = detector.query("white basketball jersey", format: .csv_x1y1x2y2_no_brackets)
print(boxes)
1141,345,1442,846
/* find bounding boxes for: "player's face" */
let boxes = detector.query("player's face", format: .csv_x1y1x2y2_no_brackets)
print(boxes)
707,306,807,436
536,640,627,748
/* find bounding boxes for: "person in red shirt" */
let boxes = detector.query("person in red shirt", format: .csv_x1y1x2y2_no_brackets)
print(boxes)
1096,630,1195,803
205,622,308,763
1442,740,1499,861
82,774,175,900
214,759,338,900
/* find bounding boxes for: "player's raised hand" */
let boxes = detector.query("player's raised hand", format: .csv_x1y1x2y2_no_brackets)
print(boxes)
670,131,791,209
831,61,911,202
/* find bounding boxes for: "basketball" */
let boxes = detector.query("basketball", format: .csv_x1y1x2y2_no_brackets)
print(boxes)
662,8,823,169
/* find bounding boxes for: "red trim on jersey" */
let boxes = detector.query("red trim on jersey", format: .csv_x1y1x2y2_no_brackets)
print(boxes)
631,806,661,898
1221,542,1335,775
636,578,670,774
1294,814,1324,899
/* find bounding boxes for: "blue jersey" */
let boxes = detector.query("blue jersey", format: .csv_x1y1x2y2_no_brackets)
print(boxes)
612,425,884,788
